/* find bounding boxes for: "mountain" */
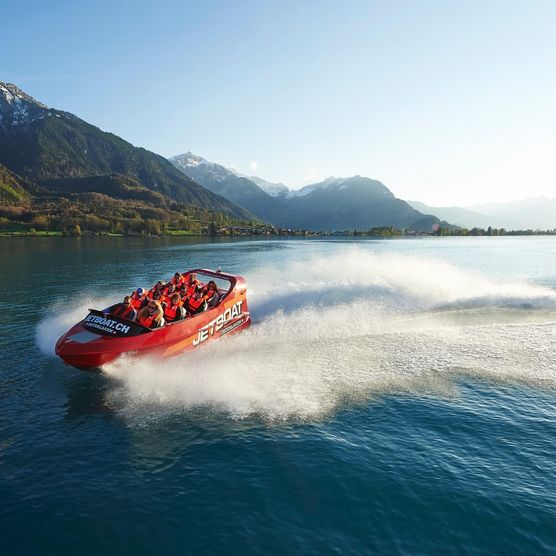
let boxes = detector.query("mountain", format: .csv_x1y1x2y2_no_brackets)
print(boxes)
278,176,440,231
470,198,556,230
409,198,556,230
0,82,254,221
171,152,447,232
0,163,31,204
169,152,279,222
408,201,496,229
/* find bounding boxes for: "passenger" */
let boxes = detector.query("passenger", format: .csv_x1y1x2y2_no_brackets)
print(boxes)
148,281,164,299
130,288,146,309
170,272,184,287
178,283,188,299
111,295,137,321
152,289,163,302
158,289,173,308
184,285,207,315
164,293,185,323
137,300,164,328
203,281,220,307
182,273,200,299
163,283,176,297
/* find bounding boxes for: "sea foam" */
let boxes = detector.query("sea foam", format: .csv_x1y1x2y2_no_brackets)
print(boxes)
38,249,556,421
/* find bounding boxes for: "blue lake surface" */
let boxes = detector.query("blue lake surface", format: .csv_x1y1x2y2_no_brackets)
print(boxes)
1,236,555,555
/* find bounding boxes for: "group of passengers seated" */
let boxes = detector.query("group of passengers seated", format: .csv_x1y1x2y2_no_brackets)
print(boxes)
111,272,222,328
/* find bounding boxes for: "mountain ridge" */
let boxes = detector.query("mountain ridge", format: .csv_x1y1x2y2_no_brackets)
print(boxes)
0,82,255,221
409,199,556,230
169,152,279,223
170,151,448,231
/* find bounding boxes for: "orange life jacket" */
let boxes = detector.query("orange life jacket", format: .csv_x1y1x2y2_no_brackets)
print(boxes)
183,279,200,298
186,296,205,312
164,303,182,322
138,312,160,328
163,286,176,297
157,294,170,308
171,276,185,287
130,292,144,309
112,303,135,319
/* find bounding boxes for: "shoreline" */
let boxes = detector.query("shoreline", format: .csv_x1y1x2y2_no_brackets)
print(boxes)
1,231,555,239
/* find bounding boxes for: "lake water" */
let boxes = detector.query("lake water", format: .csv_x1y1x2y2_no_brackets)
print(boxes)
1,236,555,555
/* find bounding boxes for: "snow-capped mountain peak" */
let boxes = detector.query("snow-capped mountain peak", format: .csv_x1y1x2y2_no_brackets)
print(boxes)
248,175,291,197
291,176,392,197
0,81,50,133
0,82,47,108
171,151,213,168
169,152,235,185
291,176,347,197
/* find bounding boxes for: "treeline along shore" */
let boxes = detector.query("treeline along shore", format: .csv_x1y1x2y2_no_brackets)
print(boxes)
2,203,554,239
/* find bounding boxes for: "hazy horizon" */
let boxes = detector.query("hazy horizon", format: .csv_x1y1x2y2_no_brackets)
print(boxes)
3,0,555,205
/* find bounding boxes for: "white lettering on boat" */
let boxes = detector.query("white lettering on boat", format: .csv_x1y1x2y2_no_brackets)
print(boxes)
84,314,131,335
192,301,244,346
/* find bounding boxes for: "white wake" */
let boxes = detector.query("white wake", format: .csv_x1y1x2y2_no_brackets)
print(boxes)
38,249,556,421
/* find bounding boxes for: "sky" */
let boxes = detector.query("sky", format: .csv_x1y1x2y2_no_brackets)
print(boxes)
2,0,555,205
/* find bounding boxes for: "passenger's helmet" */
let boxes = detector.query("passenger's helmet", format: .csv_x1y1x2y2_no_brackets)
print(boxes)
136,287,143,295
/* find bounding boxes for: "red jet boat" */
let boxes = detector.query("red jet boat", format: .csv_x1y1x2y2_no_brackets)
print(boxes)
55,269,251,370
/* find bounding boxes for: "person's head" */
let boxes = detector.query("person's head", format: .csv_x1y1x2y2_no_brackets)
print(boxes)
153,290,161,300
174,272,180,280
207,281,217,291
156,281,163,290
188,273,197,284
123,295,131,305
167,284,175,293
136,287,143,296
171,293,180,305
147,300,160,314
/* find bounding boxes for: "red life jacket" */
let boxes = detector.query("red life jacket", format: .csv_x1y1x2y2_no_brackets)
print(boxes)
164,303,182,322
158,294,170,308
183,279,200,298
186,296,205,312
149,284,164,299
112,303,135,319
180,280,201,304
130,292,144,309
171,276,184,287
163,286,176,297
138,312,159,328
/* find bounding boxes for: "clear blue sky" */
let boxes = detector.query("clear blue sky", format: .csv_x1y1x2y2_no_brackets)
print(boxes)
2,0,555,205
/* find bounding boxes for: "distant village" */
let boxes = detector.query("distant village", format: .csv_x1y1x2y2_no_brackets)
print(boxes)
207,224,556,238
